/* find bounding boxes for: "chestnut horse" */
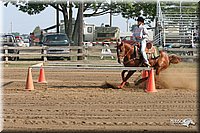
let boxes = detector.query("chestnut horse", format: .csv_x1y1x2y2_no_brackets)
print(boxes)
116,42,181,89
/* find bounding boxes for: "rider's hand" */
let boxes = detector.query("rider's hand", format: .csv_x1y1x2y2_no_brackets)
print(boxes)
136,36,142,39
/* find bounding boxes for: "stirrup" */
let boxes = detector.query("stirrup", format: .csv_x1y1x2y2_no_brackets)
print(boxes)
144,62,151,67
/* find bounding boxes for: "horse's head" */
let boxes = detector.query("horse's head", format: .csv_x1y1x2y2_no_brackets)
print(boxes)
116,41,125,64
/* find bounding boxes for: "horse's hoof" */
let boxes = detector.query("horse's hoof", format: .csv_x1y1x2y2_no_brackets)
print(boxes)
134,80,139,86
134,82,139,86
117,86,122,89
125,82,130,86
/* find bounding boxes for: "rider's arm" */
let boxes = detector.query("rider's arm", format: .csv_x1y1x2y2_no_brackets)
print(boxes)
132,32,140,46
132,32,137,42
142,26,149,39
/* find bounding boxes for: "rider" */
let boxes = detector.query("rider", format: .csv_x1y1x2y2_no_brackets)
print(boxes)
132,16,151,67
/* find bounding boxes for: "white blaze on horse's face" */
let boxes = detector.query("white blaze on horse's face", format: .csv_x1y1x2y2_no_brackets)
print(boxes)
117,43,125,63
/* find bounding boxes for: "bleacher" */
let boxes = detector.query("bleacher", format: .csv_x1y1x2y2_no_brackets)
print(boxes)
153,1,199,48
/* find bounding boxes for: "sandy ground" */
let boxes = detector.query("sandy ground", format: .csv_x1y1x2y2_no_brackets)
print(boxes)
2,62,198,132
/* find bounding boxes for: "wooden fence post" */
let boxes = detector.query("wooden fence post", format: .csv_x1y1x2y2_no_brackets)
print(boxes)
4,46,8,63
43,46,47,62
84,45,88,60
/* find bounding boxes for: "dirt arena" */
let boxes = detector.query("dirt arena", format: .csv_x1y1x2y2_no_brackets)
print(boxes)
2,61,198,132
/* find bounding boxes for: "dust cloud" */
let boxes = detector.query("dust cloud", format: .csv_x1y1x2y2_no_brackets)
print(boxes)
157,70,198,90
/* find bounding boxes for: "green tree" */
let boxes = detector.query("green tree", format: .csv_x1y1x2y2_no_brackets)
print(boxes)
3,1,158,43
33,26,41,36
120,2,156,23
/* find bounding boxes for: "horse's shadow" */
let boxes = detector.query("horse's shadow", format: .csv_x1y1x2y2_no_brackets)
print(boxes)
101,81,146,91
49,85,101,89
49,82,134,91
49,78,156,91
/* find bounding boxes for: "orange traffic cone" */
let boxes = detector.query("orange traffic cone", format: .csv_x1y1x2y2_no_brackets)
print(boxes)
145,68,157,93
141,70,149,88
25,67,34,91
38,66,47,83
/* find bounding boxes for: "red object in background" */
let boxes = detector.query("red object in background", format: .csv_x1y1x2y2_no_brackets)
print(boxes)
34,38,40,43
121,36,135,45
15,36,23,40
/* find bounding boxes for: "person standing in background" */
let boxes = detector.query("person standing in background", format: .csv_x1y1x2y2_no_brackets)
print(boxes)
39,30,44,43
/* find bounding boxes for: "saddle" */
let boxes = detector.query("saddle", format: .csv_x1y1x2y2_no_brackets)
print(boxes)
130,43,159,60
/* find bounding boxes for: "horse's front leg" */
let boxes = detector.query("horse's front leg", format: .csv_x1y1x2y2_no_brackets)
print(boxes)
121,70,128,81
121,70,130,86
118,70,136,89
118,70,127,89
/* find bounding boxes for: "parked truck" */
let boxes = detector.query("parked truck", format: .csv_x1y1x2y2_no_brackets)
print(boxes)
83,24,120,46
0,34,19,61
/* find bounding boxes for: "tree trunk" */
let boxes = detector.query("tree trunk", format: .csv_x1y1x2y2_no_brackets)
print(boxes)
62,6,68,35
67,2,73,41
72,8,80,45
77,2,83,60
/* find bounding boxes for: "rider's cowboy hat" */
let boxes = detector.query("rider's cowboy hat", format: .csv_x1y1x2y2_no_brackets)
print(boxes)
137,17,144,23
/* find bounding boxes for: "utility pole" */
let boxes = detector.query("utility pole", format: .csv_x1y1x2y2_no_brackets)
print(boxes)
126,18,129,32
110,10,112,27
77,1,83,60
10,22,12,33
109,0,112,27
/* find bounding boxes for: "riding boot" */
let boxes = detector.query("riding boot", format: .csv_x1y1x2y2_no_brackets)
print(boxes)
144,62,151,67
141,51,151,67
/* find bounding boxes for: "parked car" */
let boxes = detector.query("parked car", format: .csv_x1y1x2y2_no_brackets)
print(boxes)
40,33,71,60
164,43,172,48
15,37,25,47
0,34,19,61
23,38,30,47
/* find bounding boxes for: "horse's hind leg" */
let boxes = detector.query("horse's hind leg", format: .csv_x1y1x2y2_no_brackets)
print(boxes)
118,70,136,89
134,77,148,86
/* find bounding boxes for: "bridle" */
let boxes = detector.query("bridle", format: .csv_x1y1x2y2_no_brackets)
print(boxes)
117,43,134,64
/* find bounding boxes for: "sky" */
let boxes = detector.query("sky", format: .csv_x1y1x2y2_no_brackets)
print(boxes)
2,0,198,35
1,2,136,35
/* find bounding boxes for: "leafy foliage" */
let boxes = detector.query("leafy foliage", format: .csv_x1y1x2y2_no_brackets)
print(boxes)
4,2,48,15
120,2,156,22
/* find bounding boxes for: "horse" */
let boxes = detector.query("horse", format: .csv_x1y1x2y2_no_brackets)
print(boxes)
116,41,181,89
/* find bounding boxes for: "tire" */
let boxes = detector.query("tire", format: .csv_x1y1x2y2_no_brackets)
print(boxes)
11,57,18,61
11,51,19,61
65,57,71,60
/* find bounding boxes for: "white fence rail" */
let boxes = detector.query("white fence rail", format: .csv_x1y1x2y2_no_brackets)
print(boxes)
0,45,198,63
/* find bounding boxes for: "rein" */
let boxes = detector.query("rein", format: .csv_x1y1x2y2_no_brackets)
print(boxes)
120,44,135,65
122,44,133,58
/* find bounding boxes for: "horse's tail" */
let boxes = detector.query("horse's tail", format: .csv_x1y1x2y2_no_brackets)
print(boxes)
168,54,181,64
